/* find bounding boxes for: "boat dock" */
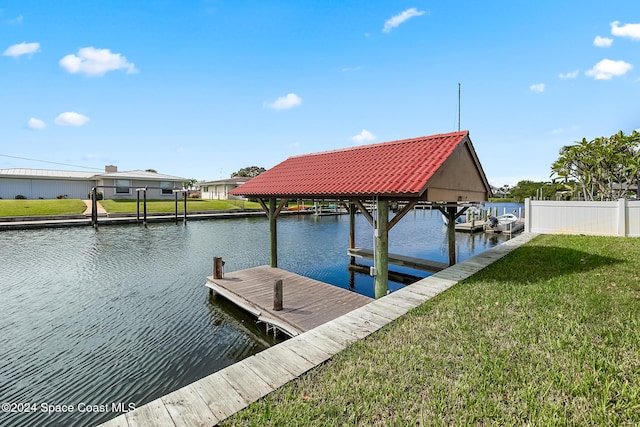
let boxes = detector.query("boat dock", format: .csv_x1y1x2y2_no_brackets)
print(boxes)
454,220,487,233
205,265,372,337
96,232,537,427
347,247,449,272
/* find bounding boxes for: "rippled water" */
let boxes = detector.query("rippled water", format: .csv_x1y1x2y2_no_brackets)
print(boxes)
0,206,517,426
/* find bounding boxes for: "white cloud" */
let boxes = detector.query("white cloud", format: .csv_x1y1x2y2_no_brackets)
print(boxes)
350,129,376,144
529,83,545,93
585,59,633,80
594,36,613,47
3,42,40,57
611,21,640,40
559,70,579,79
59,47,138,77
54,112,90,127
267,93,302,110
27,118,46,130
383,8,427,33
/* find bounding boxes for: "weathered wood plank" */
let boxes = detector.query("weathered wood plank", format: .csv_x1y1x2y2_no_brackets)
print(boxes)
125,398,174,427
241,354,297,389
307,322,360,349
255,343,316,377
98,415,129,427
218,362,275,403
161,386,218,427
279,336,334,366
193,373,247,420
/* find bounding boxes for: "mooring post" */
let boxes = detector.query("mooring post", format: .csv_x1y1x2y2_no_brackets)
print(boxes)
374,199,389,299
447,206,457,266
213,257,224,279
349,203,356,265
91,187,98,229
136,190,140,225
273,279,283,311
174,191,178,224
183,191,187,225
143,189,147,227
269,197,278,268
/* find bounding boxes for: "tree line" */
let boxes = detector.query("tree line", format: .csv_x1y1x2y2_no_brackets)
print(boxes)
501,130,639,202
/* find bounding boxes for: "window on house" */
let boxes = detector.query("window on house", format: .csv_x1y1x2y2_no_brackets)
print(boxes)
115,179,131,194
160,181,174,195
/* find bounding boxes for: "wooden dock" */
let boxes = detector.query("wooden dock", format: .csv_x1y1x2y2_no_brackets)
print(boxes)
205,265,372,337
347,247,449,272
454,220,486,233
96,233,538,427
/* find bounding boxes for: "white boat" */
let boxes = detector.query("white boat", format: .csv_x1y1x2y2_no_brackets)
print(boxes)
487,213,519,232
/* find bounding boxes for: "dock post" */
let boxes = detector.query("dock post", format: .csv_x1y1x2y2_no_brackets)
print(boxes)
183,191,187,225
174,191,178,224
349,203,356,265
446,206,457,266
269,197,278,268
91,187,98,229
213,257,225,279
273,279,283,311
136,190,140,225
374,199,389,299
143,188,147,227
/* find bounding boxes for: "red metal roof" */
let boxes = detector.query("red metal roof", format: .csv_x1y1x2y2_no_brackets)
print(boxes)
230,131,476,198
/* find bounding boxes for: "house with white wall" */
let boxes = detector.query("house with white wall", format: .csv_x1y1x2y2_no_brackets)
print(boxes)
197,177,251,200
0,165,186,200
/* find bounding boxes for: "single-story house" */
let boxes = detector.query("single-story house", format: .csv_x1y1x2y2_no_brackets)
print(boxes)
0,165,187,200
197,177,252,200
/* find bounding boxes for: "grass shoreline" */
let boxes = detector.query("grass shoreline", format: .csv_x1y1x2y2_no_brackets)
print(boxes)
221,234,640,426
0,198,262,217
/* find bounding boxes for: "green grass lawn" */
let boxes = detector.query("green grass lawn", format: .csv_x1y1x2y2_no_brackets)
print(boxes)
0,199,87,216
221,234,640,426
99,198,262,213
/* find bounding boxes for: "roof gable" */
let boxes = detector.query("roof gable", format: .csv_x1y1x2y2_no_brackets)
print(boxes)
231,131,490,202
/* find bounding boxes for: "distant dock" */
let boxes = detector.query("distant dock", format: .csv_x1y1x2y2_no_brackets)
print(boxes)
454,220,487,233
206,265,372,337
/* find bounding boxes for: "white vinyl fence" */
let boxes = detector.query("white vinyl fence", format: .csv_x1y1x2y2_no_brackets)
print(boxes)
524,198,640,237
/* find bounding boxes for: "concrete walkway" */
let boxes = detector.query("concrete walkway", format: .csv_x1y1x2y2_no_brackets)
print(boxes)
82,199,108,216
96,232,538,427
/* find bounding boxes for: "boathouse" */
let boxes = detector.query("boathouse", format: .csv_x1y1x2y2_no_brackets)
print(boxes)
230,130,492,298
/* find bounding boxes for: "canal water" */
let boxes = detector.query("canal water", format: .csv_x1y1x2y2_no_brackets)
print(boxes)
0,203,521,427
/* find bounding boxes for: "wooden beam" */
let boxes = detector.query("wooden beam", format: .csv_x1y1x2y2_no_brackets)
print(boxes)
435,205,469,221
374,199,389,299
274,198,289,217
269,197,278,268
446,206,456,266
349,203,356,265
386,200,418,231
256,198,269,216
354,200,374,227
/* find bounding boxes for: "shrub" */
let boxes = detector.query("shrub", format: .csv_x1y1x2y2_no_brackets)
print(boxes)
88,191,104,200
56,194,68,199
15,195,26,200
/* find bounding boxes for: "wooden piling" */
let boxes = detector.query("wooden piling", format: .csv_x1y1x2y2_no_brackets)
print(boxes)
273,279,283,311
213,257,225,279
269,197,277,268
374,199,389,299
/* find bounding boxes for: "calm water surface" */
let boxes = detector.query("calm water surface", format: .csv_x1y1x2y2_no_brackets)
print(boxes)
0,204,519,426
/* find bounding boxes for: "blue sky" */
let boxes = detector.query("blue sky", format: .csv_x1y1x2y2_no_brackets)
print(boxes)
2,1,639,186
